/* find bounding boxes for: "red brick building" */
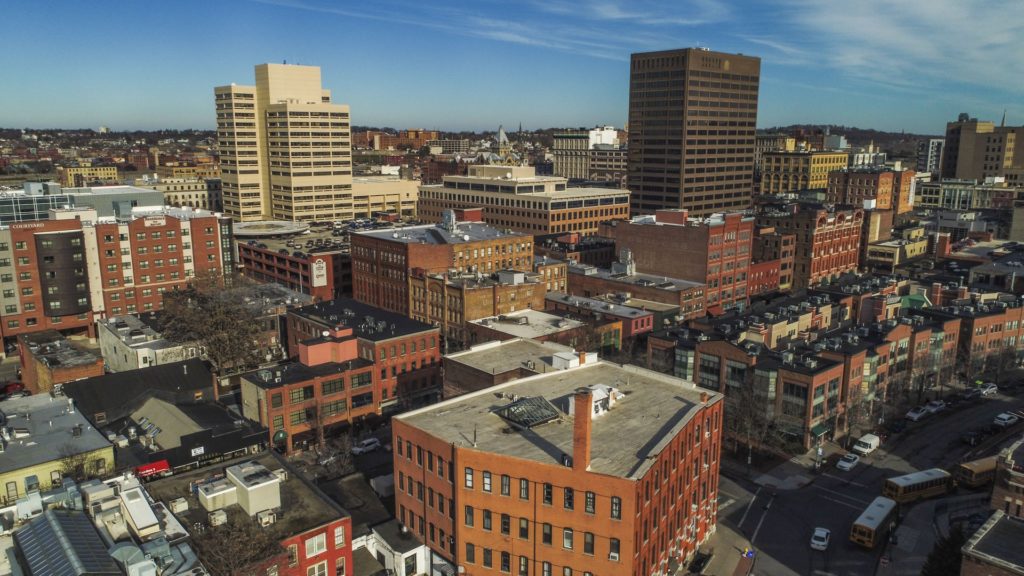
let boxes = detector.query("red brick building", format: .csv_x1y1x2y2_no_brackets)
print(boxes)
409,269,547,351
545,292,655,339
17,330,104,394
241,298,443,453
599,210,754,310
0,207,233,344
566,256,706,320
393,360,725,575
827,167,916,214
351,214,533,315
236,224,352,302
751,227,796,292
756,202,863,290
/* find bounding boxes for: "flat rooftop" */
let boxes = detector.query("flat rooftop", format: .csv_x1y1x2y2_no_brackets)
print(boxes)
469,309,585,339
98,314,178,351
239,357,375,389
354,221,526,245
146,452,347,541
962,511,1024,572
239,225,350,256
0,394,112,475
292,297,436,342
444,338,575,376
568,264,705,292
397,361,721,479
546,292,654,320
233,220,311,238
20,330,101,370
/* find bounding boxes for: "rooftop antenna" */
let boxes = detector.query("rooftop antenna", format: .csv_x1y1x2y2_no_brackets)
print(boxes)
1001,109,1007,127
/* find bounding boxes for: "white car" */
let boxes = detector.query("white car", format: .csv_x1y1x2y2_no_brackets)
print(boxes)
905,406,929,422
980,383,999,396
836,453,860,471
924,400,947,414
993,413,1020,428
810,527,831,551
351,438,382,455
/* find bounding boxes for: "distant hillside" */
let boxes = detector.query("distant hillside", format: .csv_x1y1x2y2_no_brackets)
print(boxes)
762,125,942,160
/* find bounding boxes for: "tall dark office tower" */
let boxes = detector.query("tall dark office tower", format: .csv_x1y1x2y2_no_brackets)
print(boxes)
627,48,761,217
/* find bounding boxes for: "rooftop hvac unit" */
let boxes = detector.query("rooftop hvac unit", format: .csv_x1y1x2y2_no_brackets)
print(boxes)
208,510,227,527
272,469,288,482
257,510,277,527
169,498,188,514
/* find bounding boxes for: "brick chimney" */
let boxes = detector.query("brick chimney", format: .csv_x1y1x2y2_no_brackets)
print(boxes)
930,282,943,307
577,350,587,366
573,390,593,472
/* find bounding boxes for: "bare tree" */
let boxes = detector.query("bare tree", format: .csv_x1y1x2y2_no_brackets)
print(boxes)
724,375,783,463
190,512,286,576
58,443,88,482
989,344,1019,386
161,272,264,375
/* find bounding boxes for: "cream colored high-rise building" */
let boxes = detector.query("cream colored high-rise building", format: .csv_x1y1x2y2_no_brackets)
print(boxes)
215,64,353,221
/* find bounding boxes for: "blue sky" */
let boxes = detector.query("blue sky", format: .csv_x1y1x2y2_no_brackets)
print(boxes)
1,0,1021,134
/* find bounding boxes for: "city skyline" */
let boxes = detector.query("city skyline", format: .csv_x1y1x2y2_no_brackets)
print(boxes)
1,0,1021,134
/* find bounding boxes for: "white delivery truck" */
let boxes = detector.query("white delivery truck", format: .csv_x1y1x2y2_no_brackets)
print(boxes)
852,433,880,456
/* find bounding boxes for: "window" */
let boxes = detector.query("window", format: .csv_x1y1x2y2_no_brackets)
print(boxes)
500,513,510,535
464,467,474,488
333,526,345,547
464,505,474,527
611,496,621,519
542,523,552,545
543,483,552,505
584,532,594,555
585,491,595,514
501,474,510,496
520,478,529,500
519,517,529,539
609,538,620,560
562,528,573,549
322,378,344,395
483,548,493,568
482,509,492,530
305,533,326,558
288,545,298,567
307,562,327,576
518,556,528,576
271,393,283,408
564,487,574,510
483,471,492,492
465,543,475,563
500,552,510,573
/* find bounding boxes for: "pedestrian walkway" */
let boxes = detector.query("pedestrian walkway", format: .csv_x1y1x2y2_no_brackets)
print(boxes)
751,442,845,490
697,524,752,576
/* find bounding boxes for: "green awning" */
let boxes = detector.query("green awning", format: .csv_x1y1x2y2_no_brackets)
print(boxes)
810,422,831,437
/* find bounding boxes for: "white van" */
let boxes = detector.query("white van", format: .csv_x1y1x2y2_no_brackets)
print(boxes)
852,433,880,456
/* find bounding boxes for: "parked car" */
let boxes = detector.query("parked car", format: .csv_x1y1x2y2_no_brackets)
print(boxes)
961,426,992,446
905,406,929,422
993,413,1020,428
810,527,831,551
925,400,947,414
836,453,860,471
961,388,982,401
351,437,382,455
980,383,999,396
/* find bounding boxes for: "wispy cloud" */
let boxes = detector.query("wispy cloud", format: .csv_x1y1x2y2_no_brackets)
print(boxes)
777,0,1024,101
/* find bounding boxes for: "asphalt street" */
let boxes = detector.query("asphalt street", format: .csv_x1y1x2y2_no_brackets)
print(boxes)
719,390,1024,576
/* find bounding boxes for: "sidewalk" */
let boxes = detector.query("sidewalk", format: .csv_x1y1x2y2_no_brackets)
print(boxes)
747,442,845,490
697,524,753,576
